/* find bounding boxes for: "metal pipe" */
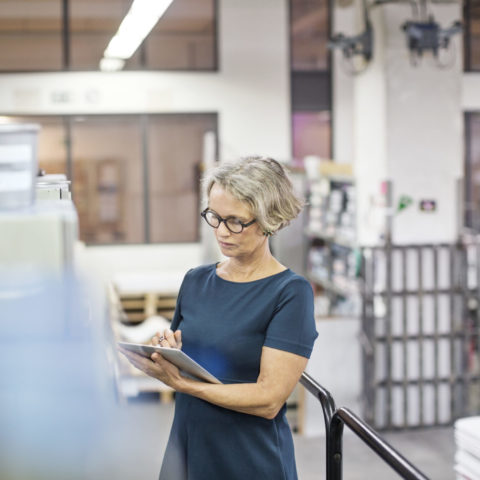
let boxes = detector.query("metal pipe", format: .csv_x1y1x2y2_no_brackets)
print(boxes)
329,414,344,480
376,377,475,387
300,372,336,425
460,245,470,415
433,246,440,424
418,248,424,426
300,372,339,480
361,248,376,425
385,242,393,428
335,408,430,480
300,372,430,480
376,332,463,342
476,242,480,413
449,244,456,420
370,249,377,425
402,247,408,428
62,0,70,69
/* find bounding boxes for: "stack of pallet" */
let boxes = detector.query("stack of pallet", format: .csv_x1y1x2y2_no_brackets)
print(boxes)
109,271,185,401
455,416,480,480
117,291,177,323
113,271,184,323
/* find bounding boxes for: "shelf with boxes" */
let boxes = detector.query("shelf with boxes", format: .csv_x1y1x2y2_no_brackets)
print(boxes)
304,162,361,318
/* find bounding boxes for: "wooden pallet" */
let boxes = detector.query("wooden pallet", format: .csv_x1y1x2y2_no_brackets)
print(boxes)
111,271,184,324
108,282,179,401
117,291,177,324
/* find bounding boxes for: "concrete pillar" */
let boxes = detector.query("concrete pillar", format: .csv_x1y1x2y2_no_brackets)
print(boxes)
334,0,463,245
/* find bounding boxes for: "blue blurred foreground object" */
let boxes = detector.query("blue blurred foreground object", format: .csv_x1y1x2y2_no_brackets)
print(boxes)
0,270,120,480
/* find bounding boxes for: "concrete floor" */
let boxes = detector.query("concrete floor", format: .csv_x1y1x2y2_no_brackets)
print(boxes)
295,425,456,480
85,395,456,480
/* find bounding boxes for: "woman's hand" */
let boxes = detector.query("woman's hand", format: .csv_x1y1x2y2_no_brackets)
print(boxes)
118,328,184,389
151,328,182,349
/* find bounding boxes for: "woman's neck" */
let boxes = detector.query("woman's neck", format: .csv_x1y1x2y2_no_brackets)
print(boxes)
217,246,285,282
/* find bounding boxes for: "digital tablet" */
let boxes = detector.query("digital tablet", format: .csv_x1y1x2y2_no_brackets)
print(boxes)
118,342,222,384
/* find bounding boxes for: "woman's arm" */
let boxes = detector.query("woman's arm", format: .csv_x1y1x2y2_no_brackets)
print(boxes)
120,339,307,420
176,346,308,419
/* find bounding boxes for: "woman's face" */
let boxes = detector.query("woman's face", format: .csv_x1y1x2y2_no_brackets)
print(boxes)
207,183,267,259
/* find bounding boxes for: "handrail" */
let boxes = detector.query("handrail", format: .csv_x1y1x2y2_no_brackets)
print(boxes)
300,372,430,480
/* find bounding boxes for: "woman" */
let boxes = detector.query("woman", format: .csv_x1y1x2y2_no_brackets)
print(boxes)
119,156,318,480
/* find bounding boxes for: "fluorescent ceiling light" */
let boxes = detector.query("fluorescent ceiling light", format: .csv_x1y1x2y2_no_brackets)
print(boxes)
103,0,174,60
99,57,125,72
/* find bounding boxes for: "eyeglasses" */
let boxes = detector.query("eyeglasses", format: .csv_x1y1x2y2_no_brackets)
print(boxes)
201,208,256,234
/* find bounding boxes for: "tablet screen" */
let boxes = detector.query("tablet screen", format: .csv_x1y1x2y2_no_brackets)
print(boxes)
118,342,222,384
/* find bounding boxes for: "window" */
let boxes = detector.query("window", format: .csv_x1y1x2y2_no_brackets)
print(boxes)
465,113,480,230
70,116,144,244
6,114,217,244
464,0,480,71
293,111,331,161
0,0,217,72
0,0,63,71
69,0,142,71
9,115,68,174
147,114,216,242
144,0,217,70
290,0,329,71
290,0,331,163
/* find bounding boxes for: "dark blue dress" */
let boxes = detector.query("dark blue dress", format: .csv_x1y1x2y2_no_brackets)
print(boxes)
159,264,318,480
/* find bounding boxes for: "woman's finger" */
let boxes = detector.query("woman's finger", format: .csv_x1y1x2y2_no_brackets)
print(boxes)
174,330,182,349
119,349,145,370
163,328,176,348
151,332,163,346
153,328,181,349
118,345,180,387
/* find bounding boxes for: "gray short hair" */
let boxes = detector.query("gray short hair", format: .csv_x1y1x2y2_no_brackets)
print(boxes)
203,156,304,234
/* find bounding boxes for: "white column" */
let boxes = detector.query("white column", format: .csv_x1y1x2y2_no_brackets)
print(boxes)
353,3,389,246
383,3,463,244
332,3,355,166
334,1,463,245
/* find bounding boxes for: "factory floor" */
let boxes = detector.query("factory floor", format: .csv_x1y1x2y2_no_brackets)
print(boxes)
92,395,456,480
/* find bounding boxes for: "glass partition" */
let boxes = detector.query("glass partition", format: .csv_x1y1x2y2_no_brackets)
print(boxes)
5,115,68,174
290,0,331,163
147,114,217,243
0,0,63,71
0,0,217,71
290,0,329,71
293,111,331,161
5,113,217,244
69,0,141,71
70,115,145,244
144,0,216,70
465,113,480,230
465,0,480,71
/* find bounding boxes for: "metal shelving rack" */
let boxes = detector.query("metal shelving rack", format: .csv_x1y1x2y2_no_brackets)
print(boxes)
305,171,361,318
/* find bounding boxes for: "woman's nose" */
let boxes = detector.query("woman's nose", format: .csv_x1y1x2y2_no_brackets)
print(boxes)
216,220,231,236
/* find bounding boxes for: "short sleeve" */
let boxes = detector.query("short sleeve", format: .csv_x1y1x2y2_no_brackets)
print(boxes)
170,269,193,331
264,277,318,358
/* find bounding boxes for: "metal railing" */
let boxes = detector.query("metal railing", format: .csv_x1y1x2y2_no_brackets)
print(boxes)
300,371,430,480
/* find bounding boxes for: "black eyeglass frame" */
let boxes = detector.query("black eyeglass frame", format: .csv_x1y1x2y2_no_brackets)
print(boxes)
200,208,256,234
